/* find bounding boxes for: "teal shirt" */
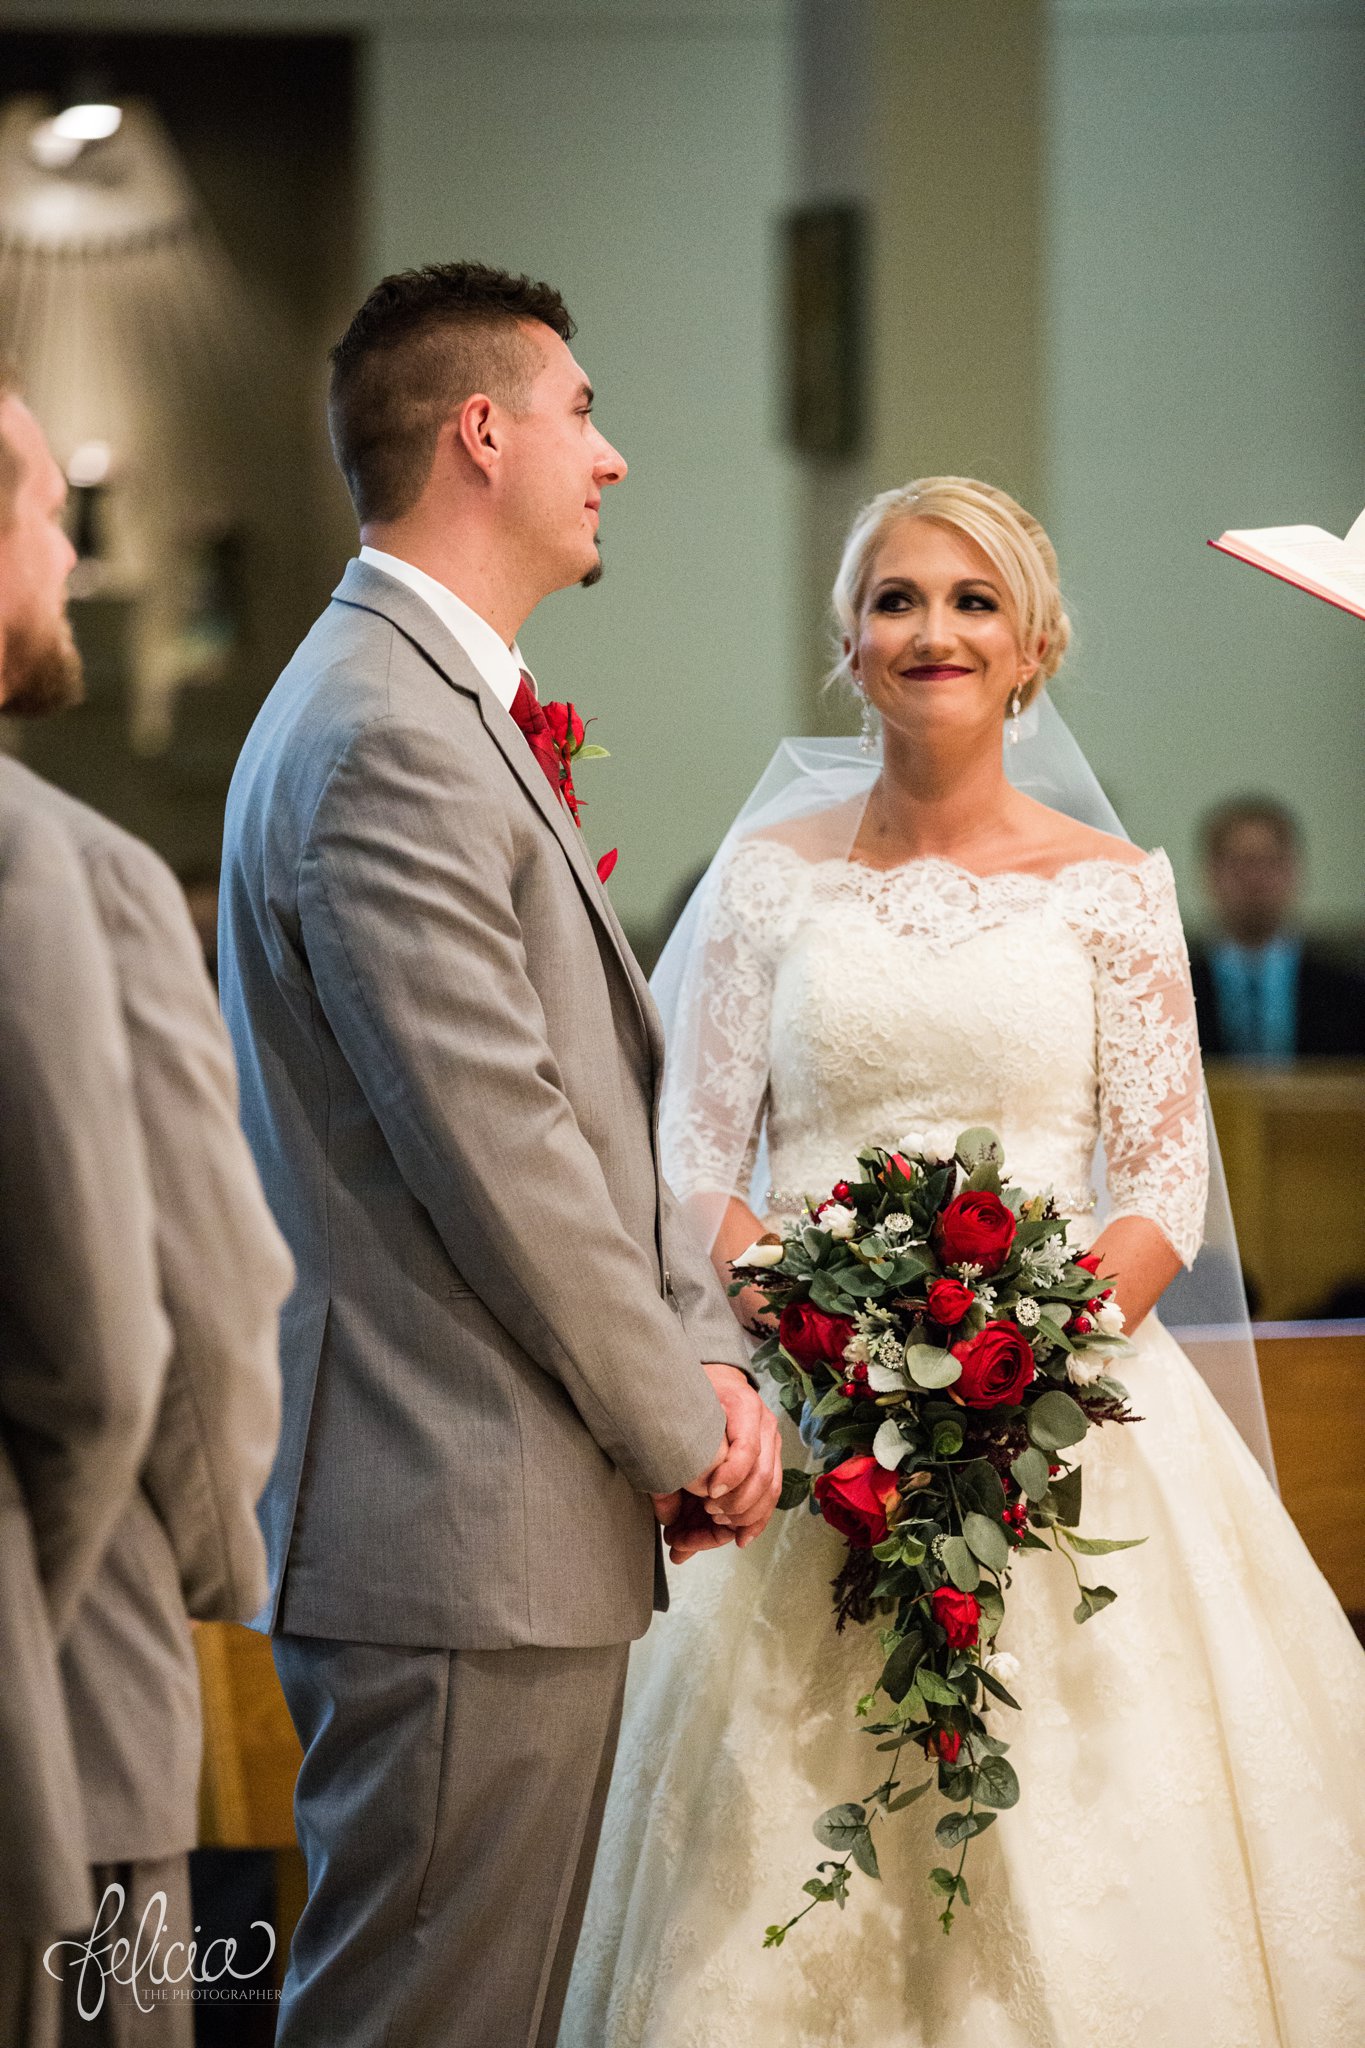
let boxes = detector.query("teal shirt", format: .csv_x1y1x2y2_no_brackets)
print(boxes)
1210,936,1301,1060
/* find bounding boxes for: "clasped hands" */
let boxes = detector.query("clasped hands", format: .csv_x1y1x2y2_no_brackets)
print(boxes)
651,1362,783,1565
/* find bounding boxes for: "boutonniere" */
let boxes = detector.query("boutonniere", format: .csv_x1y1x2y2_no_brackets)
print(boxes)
542,702,616,883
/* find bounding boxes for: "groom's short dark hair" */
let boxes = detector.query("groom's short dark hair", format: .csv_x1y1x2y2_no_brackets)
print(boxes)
328,262,576,524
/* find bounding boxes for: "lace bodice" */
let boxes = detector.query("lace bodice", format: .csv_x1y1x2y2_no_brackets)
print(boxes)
661,838,1208,1264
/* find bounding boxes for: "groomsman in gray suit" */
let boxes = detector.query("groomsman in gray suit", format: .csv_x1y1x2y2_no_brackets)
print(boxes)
0,799,168,2043
219,262,781,2047
0,373,292,2042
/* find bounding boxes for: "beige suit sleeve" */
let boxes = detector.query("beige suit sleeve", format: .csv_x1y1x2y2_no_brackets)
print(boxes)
0,808,168,1639
657,1173,750,1374
84,837,291,1622
300,717,726,1497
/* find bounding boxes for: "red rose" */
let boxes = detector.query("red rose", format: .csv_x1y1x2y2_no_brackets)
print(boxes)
925,1727,961,1763
1075,1251,1103,1275
882,1152,914,1183
931,1587,982,1648
933,1190,1017,1273
951,1323,1036,1408
926,1277,976,1327
542,700,586,754
778,1301,857,1370
813,1456,899,1549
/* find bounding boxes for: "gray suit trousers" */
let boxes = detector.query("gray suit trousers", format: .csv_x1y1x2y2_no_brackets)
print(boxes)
273,1635,629,2048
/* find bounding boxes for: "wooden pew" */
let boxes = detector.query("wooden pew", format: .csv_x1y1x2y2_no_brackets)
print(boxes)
1255,1322,1365,1613
193,1622,307,1964
1206,1061,1365,1320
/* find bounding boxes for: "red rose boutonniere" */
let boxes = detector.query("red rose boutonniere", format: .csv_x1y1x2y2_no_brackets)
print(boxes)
543,701,616,884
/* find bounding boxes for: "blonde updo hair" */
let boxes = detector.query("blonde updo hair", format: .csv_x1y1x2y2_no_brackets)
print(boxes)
830,476,1071,707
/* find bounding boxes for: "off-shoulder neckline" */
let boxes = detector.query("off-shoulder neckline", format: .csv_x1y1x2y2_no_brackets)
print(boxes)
741,837,1169,890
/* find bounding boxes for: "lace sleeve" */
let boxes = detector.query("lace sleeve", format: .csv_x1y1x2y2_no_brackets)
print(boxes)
657,837,797,1216
1089,852,1209,1266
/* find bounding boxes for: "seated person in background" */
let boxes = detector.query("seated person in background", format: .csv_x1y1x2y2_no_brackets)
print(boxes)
1188,795,1365,1060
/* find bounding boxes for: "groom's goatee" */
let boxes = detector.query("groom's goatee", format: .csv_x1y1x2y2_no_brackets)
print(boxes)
1,618,85,717
581,554,605,590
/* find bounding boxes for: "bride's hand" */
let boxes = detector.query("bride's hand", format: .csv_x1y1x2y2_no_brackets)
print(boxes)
733,1280,779,1338
711,1197,780,1336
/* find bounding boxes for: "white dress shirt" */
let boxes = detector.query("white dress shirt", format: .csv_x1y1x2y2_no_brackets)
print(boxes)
358,546,532,711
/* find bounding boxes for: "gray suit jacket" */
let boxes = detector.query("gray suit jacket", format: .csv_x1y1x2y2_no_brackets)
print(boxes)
220,559,745,1652
0,797,163,1930
0,756,290,1863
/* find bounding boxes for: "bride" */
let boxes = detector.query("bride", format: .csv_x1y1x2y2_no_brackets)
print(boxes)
561,478,1365,2046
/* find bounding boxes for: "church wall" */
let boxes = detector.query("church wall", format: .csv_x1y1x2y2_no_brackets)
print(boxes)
1,0,801,939
1045,0,1365,931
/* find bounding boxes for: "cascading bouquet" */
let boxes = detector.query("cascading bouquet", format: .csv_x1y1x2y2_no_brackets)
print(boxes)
734,1129,1143,1940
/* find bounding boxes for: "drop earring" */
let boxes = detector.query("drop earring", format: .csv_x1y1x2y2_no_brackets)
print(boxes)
858,694,877,754
1008,688,1022,744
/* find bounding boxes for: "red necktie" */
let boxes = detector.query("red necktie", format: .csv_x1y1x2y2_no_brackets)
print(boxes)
509,672,563,802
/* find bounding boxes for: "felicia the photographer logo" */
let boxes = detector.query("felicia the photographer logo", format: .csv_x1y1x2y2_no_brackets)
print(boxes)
43,1883,277,2020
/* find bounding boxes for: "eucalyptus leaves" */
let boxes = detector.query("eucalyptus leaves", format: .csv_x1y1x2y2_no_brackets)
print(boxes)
735,1129,1144,1940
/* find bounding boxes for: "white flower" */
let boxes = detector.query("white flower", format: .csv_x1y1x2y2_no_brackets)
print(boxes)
822,1203,857,1240
896,1131,934,1159
733,1237,784,1269
1096,1296,1126,1337
984,1650,1020,1685
1014,1296,1041,1328
843,1332,871,1366
1065,1350,1106,1387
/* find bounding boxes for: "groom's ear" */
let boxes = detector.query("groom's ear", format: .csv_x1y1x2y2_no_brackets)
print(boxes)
450,395,501,483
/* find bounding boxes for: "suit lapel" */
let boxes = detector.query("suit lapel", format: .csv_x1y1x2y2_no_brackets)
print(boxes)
332,561,664,1075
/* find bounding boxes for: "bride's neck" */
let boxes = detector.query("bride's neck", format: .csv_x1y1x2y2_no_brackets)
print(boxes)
860,722,1014,863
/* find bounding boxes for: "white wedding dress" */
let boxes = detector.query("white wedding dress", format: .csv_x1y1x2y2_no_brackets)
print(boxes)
561,841,1365,2048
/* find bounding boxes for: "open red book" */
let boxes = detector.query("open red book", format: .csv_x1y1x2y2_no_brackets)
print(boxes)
1207,510,1365,621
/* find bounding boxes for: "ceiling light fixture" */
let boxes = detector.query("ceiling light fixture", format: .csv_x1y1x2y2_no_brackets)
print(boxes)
53,103,124,143
29,101,123,172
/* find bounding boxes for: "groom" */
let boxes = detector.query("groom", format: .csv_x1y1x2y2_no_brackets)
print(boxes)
220,260,781,2047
